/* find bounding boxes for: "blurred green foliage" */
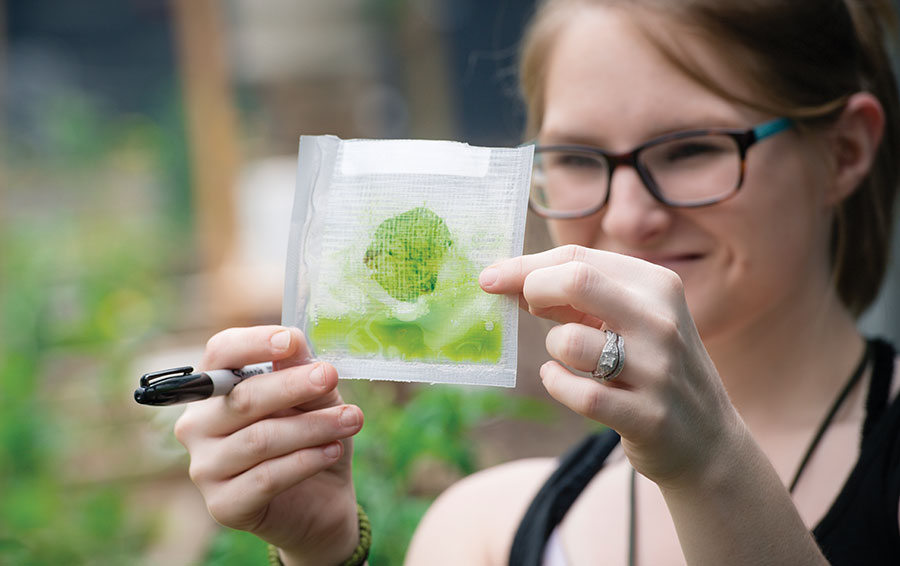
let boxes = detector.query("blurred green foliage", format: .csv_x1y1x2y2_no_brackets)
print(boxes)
2,59,554,566
2,81,184,563
3,91,553,563
0,217,177,564
0,204,552,565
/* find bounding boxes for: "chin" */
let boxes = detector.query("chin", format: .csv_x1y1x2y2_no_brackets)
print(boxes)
683,284,735,342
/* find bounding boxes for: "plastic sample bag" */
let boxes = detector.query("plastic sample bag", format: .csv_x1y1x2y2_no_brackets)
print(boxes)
282,135,533,387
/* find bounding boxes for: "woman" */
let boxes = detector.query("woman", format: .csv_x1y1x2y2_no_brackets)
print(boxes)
173,0,900,564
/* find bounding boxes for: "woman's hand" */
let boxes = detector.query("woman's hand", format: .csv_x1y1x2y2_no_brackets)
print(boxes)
480,245,744,488
174,325,364,566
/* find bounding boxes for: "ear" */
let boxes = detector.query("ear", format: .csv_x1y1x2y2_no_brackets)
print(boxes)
824,92,885,205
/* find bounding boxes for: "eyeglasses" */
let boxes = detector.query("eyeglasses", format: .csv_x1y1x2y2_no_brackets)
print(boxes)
529,117,792,219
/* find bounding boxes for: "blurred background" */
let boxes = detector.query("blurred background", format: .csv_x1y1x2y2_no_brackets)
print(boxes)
1,1,899,564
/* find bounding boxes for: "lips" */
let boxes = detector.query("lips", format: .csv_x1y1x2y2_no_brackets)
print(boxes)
629,252,705,271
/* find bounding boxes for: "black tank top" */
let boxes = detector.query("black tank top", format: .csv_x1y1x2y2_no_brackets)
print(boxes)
509,338,900,565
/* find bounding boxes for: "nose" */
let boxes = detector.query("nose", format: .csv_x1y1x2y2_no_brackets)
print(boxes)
599,165,672,245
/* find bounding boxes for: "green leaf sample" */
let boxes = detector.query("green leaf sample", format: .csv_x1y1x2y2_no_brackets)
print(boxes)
363,207,453,302
309,207,502,363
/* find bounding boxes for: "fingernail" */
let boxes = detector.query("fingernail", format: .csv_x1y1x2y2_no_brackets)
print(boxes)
309,364,326,387
323,443,341,459
339,407,359,428
480,267,498,288
270,330,291,352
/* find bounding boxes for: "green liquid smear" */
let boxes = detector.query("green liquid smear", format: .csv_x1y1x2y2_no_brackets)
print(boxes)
309,207,502,363
310,311,501,363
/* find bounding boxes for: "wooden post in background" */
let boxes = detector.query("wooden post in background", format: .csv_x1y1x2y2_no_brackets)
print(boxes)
0,0,7,203
170,0,240,271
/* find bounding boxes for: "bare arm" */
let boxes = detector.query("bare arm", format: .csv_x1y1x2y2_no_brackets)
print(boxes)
482,246,829,566
658,424,827,565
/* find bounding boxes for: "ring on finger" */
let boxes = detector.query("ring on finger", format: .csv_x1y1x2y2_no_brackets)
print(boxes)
591,330,625,381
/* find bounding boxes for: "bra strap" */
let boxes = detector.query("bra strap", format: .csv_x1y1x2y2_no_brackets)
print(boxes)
508,429,620,566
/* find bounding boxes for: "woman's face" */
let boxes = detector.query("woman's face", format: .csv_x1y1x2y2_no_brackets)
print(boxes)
539,7,836,342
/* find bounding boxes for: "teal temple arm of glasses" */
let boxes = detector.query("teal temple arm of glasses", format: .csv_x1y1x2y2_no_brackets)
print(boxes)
754,117,793,141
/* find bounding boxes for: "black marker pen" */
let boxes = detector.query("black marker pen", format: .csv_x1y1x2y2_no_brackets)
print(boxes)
134,363,273,406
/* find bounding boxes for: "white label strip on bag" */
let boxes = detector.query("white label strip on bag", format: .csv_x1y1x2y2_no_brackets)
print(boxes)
340,139,492,177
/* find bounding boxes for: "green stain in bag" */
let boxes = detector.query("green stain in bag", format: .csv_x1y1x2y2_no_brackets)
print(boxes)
309,207,502,363
363,207,453,302
310,313,501,363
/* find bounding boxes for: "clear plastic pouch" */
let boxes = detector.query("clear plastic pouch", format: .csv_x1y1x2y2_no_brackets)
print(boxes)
282,135,533,387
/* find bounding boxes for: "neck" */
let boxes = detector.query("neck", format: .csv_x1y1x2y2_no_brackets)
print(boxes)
702,278,864,429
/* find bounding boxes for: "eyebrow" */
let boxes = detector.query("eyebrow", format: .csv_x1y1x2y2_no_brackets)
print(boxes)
539,117,749,148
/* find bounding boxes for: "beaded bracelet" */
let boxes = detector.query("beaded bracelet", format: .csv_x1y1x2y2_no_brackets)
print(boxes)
267,503,371,566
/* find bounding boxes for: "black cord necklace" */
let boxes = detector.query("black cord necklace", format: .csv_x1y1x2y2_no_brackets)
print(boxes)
626,341,872,566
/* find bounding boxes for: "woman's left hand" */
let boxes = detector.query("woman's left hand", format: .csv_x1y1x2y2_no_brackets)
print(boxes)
479,244,745,489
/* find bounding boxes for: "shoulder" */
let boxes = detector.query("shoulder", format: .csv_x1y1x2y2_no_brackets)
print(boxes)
404,457,559,566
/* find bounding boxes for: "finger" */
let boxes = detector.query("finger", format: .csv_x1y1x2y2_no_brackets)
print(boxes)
528,305,606,328
545,323,610,373
480,244,617,295
203,441,345,531
539,360,638,431
219,362,341,434
192,361,341,437
273,327,315,370
208,405,363,478
201,325,312,371
523,261,633,327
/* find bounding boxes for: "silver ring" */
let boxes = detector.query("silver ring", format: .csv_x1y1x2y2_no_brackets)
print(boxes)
592,330,625,381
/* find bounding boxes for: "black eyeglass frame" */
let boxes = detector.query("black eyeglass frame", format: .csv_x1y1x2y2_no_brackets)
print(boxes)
529,116,793,219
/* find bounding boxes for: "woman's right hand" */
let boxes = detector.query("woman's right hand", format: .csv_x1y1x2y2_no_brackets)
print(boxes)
174,325,364,566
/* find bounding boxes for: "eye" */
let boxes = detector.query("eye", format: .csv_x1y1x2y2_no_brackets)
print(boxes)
660,138,731,163
546,151,604,170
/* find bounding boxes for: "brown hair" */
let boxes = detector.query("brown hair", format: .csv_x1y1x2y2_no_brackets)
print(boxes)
520,0,900,316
